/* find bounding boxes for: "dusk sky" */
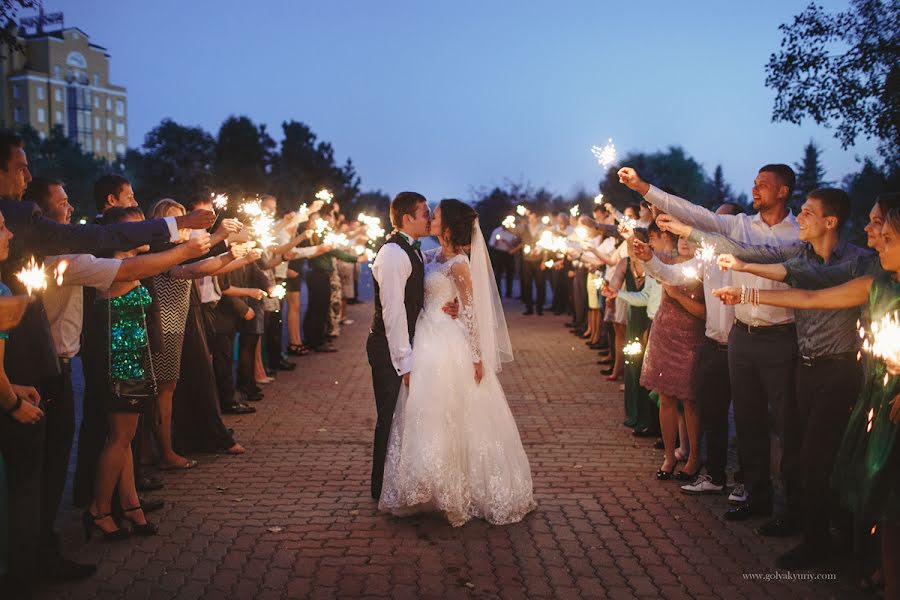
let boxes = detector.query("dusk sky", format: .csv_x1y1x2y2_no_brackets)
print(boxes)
49,0,875,203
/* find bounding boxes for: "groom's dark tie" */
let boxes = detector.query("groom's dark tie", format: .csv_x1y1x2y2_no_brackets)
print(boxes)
411,239,423,262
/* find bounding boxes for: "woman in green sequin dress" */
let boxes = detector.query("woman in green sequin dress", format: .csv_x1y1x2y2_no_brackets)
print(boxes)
714,207,900,599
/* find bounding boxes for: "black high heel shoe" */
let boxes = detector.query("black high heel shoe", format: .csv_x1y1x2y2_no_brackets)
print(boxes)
287,344,310,356
675,466,703,482
120,506,159,536
82,510,129,541
656,466,676,480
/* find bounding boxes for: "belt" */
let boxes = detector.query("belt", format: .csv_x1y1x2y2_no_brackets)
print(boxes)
799,351,858,367
58,356,71,365
733,319,795,335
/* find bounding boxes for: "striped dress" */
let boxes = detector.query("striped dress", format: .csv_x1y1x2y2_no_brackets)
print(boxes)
151,272,192,381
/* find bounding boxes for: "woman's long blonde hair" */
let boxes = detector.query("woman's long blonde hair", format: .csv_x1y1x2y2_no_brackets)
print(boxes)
149,198,186,220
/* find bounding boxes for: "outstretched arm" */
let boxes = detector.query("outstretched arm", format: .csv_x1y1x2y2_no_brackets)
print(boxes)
716,255,788,283
449,259,484,384
713,275,873,309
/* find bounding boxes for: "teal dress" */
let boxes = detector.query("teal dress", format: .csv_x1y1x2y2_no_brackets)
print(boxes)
621,259,653,430
97,285,154,413
832,272,900,524
0,281,12,576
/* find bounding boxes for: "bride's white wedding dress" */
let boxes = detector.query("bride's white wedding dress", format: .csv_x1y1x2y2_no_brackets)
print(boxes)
379,251,536,527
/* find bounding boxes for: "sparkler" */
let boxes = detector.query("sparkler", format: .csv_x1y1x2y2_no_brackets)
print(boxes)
315,189,334,203
357,213,386,240
859,311,900,386
211,193,229,212
623,340,643,356
323,231,351,248
681,265,700,281
592,277,606,290
569,205,580,217
694,240,718,264
269,283,287,300
240,200,275,248
502,215,516,229
53,259,69,286
314,218,331,237
541,216,550,225
516,205,527,217
594,193,604,205
15,256,47,296
575,226,588,240
523,244,532,255
590,138,617,169
544,260,554,268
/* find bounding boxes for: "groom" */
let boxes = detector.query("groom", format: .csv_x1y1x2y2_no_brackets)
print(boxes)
367,192,456,500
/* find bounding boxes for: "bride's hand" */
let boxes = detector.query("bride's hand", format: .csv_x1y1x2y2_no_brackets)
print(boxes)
473,361,483,385
402,372,410,387
442,298,460,319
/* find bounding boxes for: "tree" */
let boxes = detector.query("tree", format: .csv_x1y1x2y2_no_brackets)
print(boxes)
213,116,275,200
0,1,38,54
600,146,714,208
765,0,900,169
710,164,738,206
842,158,892,245
792,139,828,208
129,118,215,204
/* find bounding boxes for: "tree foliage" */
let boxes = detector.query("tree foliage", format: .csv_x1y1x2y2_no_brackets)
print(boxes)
212,116,275,201
765,0,900,169
0,1,37,55
599,146,717,209
792,139,828,208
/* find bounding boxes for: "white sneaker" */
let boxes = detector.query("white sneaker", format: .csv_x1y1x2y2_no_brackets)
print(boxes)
728,483,748,504
680,474,724,495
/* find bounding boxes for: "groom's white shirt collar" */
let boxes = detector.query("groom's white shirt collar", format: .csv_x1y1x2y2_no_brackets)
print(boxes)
396,231,415,246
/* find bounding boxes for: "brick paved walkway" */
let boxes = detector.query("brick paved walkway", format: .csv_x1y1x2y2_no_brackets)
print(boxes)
39,299,863,599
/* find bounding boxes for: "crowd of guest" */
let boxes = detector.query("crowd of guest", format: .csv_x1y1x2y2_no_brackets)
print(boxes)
0,129,366,599
490,166,898,595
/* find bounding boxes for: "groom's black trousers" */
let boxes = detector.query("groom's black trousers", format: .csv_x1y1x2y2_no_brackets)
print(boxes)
367,332,402,500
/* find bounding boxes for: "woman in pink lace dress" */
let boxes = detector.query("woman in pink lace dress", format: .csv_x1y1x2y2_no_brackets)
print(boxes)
640,236,706,481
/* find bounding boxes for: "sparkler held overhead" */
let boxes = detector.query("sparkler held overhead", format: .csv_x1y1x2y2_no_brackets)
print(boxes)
590,138,617,169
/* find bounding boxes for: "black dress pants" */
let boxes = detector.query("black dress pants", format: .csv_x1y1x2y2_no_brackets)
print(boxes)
211,329,238,408
571,266,588,330
784,355,860,544
38,360,75,553
697,337,742,486
521,260,546,311
727,323,797,509
304,268,331,348
264,309,284,370
367,333,402,500
236,332,261,393
491,250,515,298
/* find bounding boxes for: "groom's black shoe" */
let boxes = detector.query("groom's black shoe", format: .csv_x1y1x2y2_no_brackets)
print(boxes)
522,309,534,316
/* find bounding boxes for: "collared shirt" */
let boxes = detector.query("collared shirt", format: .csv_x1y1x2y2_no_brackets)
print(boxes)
690,229,872,357
616,275,663,320
489,227,518,253
371,239,419,375
784,252,882,290
42,254,122,358
644,184,799,326
644,255,734,343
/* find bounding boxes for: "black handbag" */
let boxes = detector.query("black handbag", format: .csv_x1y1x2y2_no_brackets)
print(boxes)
108,292,158,404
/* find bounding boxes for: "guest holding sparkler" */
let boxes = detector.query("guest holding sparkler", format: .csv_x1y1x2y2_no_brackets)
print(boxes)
489,220,518,299
714,206,900,597
620,165,799,520
514,210,549,316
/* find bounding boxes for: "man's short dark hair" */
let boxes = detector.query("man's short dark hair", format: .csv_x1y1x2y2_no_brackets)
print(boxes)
716,202,745,216
99,205,143,225
187,195,212,210
93,174,130,213
390,192,427,228
759,164,796,200
648,219,677,245
0,129,24,171
808,187,851,229
23,177,64,213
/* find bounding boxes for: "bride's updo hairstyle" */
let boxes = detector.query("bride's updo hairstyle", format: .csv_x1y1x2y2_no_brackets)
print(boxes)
438,199,478,249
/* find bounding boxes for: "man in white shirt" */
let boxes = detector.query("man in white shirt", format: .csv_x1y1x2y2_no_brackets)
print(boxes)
488,224,518,298
619,165,799,522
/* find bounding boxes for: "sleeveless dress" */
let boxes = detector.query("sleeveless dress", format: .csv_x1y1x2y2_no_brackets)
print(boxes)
831,272,900,524
151,272,192,381
379,253,536,526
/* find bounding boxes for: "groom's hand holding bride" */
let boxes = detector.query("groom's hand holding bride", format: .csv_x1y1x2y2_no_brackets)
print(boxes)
402,300,461,388
474,361,484,385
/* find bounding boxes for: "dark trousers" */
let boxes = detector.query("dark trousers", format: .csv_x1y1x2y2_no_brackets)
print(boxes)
264,310,284,369
784,355,860,544
491,250,515,297
0,413,45,583
521,260,546,311
211,330,238,408
236,332,260,393
38,360,75,553
551,267,570,313
571,267,588,330
697,337,742,486
73,352,105,508
304,268,331,349
727,324,797,508
367,333,402,500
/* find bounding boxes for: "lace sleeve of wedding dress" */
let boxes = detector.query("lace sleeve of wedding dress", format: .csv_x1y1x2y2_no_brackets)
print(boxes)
449,257,482,363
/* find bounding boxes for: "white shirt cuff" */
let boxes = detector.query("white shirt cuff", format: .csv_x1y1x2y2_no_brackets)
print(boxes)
164,216,179,243
396,354,413,376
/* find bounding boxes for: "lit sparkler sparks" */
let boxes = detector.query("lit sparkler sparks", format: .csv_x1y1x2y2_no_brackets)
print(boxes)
569,205,580,217
516,205,527,217
575,226,588,240
681,265,700,280
240,200,275,247
15,256,48,296
357,213,386,240
269,283,287,300
623,340,643,356
541,216,550,225
314,218,331,237
323,231,351,248
590,138,617,169
523,244,532,255
315,189,334,202
694,240,718,264
502,215,516,229
592,277,606,290
53,259,69,286
866,408,875,433
594,193,604,205
211,193,229,211
544,260,554,268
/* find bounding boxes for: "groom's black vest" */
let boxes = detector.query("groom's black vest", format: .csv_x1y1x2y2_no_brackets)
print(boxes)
370,234,425,341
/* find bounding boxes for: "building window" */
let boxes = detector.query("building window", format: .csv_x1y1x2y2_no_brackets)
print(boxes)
55,110,62,123
107,139,113,154
115,122,125,137
94,138,101,152
37,108,45,123
36,86,44,100
93,96,99,108
106,98,111,110
54,88,62,102
14,107,22,122
106,118,112,132
115,100,124,116
115,143,125,155
12,84,20,99
67,85,94,152
94,116,100,129
54,65,61,78
93,73,99,86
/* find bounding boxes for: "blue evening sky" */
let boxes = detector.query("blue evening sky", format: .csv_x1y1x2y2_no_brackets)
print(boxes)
48,0,875,202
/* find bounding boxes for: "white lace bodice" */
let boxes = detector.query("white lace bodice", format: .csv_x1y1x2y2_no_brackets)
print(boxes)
422,251,481,362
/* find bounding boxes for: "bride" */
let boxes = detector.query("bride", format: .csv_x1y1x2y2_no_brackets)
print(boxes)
379,199,536,526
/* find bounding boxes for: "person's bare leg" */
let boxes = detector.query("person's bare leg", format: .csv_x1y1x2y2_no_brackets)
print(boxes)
155,380,191,468
90,413,138,533
659,394,678,473
254,338,268,382
611,322,626,377
682,399,702,473
287,291,301,346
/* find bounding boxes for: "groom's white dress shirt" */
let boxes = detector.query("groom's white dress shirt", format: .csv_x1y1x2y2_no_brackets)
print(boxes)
643,184,799,327
371,232,422,376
